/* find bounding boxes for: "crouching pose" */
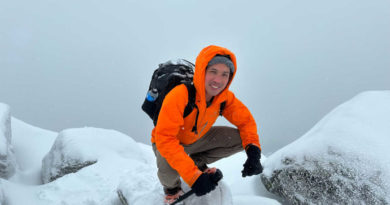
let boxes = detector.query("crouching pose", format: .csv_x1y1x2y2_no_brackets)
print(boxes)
151,45,263,204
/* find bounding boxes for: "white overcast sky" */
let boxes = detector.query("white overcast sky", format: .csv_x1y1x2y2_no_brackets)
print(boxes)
1,0,389,154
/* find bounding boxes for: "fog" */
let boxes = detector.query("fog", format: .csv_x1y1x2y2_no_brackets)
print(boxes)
1,0,389,154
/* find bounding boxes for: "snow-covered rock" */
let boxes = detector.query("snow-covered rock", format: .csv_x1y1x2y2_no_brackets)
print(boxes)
261,91,390,204
41,127,145,183
3,122,249,205
10,117,57,185
233,195,282,205
11,117,57,171
211,152,283,204
117,166,233,205
184,181,233,205
181,181,233,205
0,103,17,179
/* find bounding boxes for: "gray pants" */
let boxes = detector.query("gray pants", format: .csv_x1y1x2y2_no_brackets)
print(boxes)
152,126,243,190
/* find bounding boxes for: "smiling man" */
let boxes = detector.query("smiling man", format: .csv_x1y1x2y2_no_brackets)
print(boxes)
151,45,263,204
204,56,232,102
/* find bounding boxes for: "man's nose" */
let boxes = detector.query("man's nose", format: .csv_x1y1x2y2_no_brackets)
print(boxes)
213,75,223,83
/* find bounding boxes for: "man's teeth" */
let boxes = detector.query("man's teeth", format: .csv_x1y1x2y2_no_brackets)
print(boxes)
211,85,219,89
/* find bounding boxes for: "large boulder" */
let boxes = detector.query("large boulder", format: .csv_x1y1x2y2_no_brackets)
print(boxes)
261,91,390,204
41,127,144,183
0,103,17,179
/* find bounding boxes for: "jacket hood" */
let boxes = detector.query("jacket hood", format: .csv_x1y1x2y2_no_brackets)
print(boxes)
193,45,237,104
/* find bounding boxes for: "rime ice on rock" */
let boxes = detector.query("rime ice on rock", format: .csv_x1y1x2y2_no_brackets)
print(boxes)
261,91,390,204
0,103,17,179
41,127,144,183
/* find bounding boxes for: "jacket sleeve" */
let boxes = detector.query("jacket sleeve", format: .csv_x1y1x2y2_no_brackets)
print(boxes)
222,91,261,150
154,85,202,187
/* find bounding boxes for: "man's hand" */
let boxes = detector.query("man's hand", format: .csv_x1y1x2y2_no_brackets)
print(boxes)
192,168,223,196
242,145,263,177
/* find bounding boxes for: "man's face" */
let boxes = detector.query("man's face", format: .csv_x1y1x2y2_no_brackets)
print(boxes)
204,63,230,101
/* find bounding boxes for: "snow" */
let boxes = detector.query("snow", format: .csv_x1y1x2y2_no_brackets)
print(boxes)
41,127,147,183
1,90,390,204
211,152,282,204
263,91,390,178
1,112,278,205
0,103,17,179
0,103,11,155
10,118,57,184
233,195,281,205
262,90,390,203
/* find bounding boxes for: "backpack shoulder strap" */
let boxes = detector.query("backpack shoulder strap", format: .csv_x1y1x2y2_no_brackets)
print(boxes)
183,83,196,118
183,83,200,134
219,101,226,116
182,84,226,134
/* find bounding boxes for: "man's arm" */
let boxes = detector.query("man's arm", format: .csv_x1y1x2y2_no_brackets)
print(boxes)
222,91,261,150
154,85,202,186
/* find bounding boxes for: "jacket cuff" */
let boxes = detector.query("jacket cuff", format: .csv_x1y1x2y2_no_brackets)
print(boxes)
187,170,203,187
244,143,261,151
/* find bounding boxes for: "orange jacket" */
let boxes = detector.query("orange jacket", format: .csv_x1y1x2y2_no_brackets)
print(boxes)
151,45,261,187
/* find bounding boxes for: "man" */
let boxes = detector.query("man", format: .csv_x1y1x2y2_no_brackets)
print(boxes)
151,45,263,204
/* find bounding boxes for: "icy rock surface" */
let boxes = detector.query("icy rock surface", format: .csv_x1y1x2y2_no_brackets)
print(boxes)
261,91,390,204
41,127,144,183
0,103,17,179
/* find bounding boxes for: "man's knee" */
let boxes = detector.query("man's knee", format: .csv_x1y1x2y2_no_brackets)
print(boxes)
208,126,242,147
153,143,181,189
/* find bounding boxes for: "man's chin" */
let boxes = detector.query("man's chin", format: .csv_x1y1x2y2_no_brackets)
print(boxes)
206,89,223,98
212,91,222,97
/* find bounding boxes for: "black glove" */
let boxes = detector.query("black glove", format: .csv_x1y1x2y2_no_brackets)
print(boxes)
242,145,263,177
191,171,221,196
